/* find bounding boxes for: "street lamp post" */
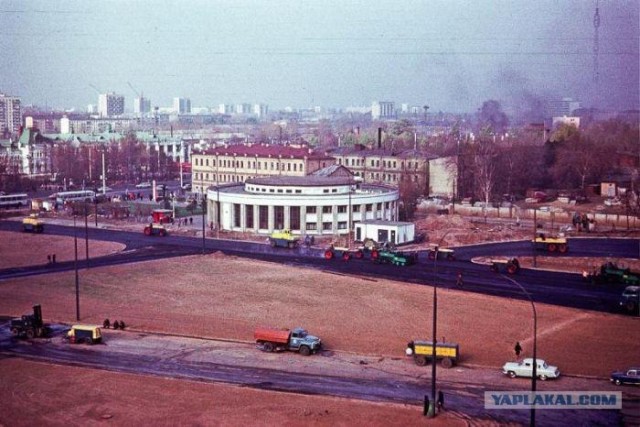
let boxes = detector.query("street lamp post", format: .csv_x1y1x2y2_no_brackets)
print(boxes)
427,230,453,418
73,215,80,321
502,275,537,427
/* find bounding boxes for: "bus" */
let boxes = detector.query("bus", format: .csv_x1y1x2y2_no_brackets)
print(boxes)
50,190,96,207
0,193,29,209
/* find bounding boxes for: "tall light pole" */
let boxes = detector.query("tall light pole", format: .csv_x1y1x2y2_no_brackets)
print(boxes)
502,275,537,427
73,214,80,321
427,230,453,418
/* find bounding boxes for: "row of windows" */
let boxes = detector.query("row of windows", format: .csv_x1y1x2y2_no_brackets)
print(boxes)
193,156,305,172
339,157,425,170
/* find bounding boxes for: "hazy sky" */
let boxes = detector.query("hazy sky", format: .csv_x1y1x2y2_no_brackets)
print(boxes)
2,0,638,114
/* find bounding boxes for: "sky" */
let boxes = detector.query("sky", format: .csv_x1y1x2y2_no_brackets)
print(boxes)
1,0,638,115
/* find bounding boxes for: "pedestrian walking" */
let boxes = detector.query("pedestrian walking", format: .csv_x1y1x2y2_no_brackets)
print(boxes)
189,217,193,225
437,390,444,411
456,271,463,287
514,341,522,358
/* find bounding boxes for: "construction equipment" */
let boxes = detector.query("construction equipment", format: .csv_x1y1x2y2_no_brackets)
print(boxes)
254,326,322,356
372,249,418,266
406,340,460,368
532,234,568,253
10,304,51,339
427,246,456,261
490,257,521,274
268,229,300,248
66,325,102,344
22,213,44,233
144,223,167,236
324,245,365,261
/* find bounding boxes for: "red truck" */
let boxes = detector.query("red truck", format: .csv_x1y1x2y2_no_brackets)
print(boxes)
254,326,322,356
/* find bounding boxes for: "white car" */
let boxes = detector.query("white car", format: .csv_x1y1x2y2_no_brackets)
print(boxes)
135,182,151,189
502,358,560,380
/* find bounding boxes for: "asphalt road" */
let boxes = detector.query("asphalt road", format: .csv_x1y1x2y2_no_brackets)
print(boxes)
0,324,628,426
0,219,638,315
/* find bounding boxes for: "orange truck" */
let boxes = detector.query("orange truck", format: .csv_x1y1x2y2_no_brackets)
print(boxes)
254,326,322,356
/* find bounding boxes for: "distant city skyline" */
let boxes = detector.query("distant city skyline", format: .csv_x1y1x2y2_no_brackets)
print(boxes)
2,0,638,116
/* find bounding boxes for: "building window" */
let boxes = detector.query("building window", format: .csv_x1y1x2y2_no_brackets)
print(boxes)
322,222,332,231
353,204,360,211
377,203,382,210
323,189,329,193
246,204,254,229
290,206,300,230
306,222,317,231
274,206,285,229
306,206,316,213
259,205,268,229
337,205,347,213
322,206,332,214
233,204,241,228
366,204,373,212
295,189,301,194
337,221,347,229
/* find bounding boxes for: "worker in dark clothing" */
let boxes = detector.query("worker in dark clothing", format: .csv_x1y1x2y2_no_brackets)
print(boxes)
515,341,522,358
456,271,463,287
437,391,444,411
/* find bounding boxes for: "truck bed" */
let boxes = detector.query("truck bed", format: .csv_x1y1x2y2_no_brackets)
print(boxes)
254,327,291,344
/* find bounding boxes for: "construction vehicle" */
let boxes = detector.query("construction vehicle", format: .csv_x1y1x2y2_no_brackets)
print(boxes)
406,340,460,368
587,262,639,285
10,304,52,339
427,246,456,261
372,248,418,266
66,325,102,344
144,223,167,236
22,214,44,233
324,245,365,261
619,286,640,314
532,234,568,253
254,326,322,356
268,229,300,248
490,257,521,274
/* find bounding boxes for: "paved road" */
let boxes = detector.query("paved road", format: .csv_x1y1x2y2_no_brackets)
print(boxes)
1,324,632,426
1,219,637,315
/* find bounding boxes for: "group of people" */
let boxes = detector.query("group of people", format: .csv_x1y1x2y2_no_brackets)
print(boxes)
572,212,596,232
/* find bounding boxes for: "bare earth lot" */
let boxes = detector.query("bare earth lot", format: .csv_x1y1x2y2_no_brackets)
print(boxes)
0,222,639,426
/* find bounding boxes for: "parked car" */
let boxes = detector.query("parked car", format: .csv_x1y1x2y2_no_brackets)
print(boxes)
610,367,640,386
135,182,151,189
502,358,560,380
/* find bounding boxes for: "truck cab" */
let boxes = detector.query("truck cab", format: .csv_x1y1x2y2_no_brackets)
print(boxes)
66,325,102,344
254,326,322,355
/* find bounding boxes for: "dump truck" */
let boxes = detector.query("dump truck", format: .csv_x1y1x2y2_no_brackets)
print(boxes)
22,214,44,233
268,229,300,248
372,249,418,266
490,257,521,274
144,223,167,236
10,304,52,339
405,340,460,368
66,325,102,344
532,234,568,253
254,326,322,356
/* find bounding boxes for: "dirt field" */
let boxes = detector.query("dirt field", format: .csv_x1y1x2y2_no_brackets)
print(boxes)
1,218,639,426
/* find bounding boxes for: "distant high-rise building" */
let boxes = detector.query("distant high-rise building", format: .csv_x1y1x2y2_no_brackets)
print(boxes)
173,97,191,114
98,93,125,117
371,101,395,120
134,96,151,115
253,103,268,118
218,104,233,115
0,93,21,134
235,103,252,115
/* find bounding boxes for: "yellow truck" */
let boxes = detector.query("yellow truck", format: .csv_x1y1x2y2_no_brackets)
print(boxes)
66,325,102,344
406,340,460,368
532,234,568,253
22,214,44,233
268,229,300,248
